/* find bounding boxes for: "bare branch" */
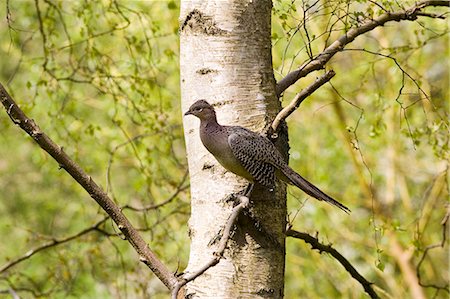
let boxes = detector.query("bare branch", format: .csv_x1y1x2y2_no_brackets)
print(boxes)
0,83,177,290
0,217,109,274
171,195,250,299
276,0,450,96
416,205,450,293
270,70,335,135
286,229,380,299
123,187,189,212
122,172,189,212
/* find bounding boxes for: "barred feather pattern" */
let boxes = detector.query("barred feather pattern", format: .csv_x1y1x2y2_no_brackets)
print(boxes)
227,127,282,189
227,126,350,213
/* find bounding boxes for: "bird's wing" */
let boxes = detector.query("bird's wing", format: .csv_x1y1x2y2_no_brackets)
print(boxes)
227,128,351,213
227,128,276,188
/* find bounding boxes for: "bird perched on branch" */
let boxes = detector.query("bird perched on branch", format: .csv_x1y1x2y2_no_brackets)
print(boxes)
184,100,350,213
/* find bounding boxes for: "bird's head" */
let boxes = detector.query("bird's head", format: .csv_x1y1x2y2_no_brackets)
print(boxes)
184,100,216,121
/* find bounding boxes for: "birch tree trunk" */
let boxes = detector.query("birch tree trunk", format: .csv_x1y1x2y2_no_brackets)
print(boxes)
180,0,286,297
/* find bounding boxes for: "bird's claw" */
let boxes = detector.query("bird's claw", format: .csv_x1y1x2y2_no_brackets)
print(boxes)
224,193,238,204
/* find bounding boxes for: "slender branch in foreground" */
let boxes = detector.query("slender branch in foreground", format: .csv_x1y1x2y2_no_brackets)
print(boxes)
286,229,380,299
0,217,109,274
275,0,450,96
270,70,335,136
171,195,250,299
0,83,177,289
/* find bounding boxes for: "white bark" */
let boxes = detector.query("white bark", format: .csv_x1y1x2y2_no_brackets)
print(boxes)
180,0,286,298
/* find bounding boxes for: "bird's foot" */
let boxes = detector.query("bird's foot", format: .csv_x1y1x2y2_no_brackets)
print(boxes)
224,183,253,205
224,193,238,204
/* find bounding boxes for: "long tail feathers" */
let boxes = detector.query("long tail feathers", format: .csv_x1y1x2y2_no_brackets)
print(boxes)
282,166,350,214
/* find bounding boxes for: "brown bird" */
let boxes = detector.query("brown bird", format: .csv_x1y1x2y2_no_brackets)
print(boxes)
185,100,350,213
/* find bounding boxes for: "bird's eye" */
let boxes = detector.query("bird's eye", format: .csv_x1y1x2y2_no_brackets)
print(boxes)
195,107,203,112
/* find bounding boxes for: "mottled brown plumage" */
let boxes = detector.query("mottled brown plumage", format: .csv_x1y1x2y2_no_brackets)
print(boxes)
185,100,350,213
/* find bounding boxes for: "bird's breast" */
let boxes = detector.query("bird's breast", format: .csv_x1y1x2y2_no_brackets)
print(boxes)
199,125,253,181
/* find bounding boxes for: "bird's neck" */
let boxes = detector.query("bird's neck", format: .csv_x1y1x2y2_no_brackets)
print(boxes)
199,113,226,157
200,113,220,130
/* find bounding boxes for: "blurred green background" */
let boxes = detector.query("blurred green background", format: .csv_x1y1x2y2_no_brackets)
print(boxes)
0,1,448,298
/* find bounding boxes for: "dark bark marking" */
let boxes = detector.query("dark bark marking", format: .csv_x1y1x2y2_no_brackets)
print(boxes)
180,9,227,36
196,68,217,75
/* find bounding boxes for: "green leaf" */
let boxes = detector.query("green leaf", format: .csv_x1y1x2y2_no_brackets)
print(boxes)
376,260,385,271
167,1,177,10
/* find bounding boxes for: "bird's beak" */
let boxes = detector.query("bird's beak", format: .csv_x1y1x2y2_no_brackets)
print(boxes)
184,110,192,116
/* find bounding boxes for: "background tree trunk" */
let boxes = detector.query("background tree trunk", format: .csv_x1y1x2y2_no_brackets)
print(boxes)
180,0,287,297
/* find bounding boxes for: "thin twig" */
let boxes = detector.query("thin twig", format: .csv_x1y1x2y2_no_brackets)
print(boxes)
275,0,450,96
123,186,189,212
286,229,380,299
270,70,335,135
0,83,177,290
0,217,109,273
171,195,250,299
416,206,450,293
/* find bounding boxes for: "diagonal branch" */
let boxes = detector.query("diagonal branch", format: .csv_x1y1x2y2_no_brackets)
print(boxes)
270,70,335,135
0,83,177,290
276,0,450,96
286,229,380,299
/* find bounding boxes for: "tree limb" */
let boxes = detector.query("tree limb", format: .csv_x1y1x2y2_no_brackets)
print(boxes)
270,70,335,135
171,195,250,299
286,229,380,299
275,0,450,96
0,83,177,290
